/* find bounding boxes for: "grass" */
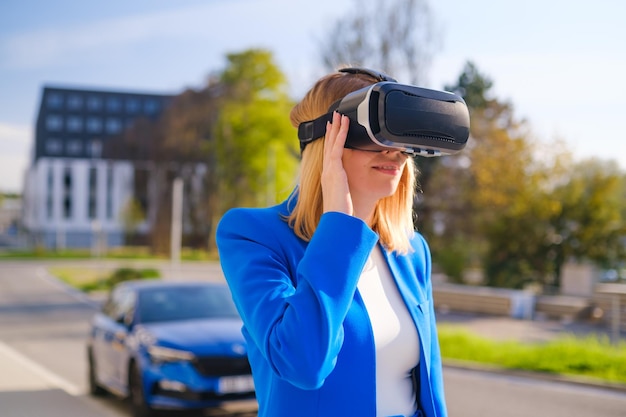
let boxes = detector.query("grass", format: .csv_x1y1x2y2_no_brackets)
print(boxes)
0,246,219,261
49,265,160,292
438,324,626,385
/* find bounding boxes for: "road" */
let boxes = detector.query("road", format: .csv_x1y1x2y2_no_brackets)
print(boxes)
0,260,625,417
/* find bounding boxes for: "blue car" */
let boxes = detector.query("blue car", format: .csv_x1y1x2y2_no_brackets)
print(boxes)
86,280,256,417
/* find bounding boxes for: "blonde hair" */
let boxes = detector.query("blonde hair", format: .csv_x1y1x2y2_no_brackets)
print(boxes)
287,70,418,254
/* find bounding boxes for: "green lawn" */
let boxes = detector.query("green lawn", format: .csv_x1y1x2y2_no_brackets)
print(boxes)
0,246,218,261
438,324,626,385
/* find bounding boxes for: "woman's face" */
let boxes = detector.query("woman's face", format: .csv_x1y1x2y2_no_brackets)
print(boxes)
341,148,409,205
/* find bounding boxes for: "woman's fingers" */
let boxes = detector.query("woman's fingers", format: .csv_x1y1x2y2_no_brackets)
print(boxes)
321,112,353,215
324,112,348,163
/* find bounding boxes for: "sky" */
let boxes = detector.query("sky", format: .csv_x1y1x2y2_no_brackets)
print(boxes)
1,0,625,193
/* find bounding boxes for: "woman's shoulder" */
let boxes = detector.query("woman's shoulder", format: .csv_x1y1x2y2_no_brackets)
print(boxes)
409,230,429,248
217,200,292,237
222,200,288,221
406,230,431,262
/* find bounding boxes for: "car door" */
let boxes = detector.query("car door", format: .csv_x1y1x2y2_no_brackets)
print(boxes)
91,287,123,390
108,288,136,391
92,287,135,394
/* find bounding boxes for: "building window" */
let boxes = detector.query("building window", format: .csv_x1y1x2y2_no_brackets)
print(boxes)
144,99,160,114
89,140,102,158
47,93,63,109
88,166,97,219
106,97,122,112
46,115,63,131
46,166,54,219
105,118,122,134
106,166,114,219
67,140,82,155
126,98,140,113
87,96,102,111
66,116,83,132
45,138,63,154
67,94,83,110
63,166,73,219
86,117,102,133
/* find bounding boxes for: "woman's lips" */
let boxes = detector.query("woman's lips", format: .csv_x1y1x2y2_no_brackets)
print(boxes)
373,164,401,175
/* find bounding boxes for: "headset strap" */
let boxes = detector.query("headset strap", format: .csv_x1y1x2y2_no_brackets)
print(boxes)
297,112,333,151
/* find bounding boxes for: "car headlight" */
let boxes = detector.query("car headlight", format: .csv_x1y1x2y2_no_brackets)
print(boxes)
148,345,196,364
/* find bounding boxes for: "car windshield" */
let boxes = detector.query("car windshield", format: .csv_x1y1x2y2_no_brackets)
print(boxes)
137,285,240,324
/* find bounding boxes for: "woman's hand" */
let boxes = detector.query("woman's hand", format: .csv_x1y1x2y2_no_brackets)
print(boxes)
321,112,353,215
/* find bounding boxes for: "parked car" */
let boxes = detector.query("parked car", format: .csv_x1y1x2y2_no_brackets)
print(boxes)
86,280,256,417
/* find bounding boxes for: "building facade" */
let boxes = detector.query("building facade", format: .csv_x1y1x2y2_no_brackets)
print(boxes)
22,85,174,248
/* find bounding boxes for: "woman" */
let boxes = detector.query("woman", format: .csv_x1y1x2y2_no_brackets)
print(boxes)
216,68,447,417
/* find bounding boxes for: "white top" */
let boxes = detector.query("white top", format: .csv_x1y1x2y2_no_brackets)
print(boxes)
357,246,420,417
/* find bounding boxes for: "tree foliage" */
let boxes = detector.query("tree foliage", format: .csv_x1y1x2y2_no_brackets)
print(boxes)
547,159,626,282
432,61,626,289
213,49,299,211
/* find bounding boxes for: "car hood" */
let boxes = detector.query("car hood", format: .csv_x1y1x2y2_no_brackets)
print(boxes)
138,318,246,355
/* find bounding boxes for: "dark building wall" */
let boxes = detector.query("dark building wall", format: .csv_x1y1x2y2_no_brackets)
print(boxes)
34,86,174,162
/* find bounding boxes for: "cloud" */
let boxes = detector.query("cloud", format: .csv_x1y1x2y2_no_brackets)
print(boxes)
0,123,31,150
0,4,217,69
0,0,335,70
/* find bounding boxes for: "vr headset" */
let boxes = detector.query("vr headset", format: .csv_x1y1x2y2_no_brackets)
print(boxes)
297,68,470,157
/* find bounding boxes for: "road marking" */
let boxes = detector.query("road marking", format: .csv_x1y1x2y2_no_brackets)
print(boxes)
0,341,83,396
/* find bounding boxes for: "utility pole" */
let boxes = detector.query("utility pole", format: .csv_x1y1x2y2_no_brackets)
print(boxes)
170,177,183,268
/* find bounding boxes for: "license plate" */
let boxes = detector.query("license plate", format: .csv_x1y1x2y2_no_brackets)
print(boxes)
218,375,255,394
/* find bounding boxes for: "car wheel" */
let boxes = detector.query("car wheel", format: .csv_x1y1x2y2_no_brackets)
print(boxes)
87,348,107,396
129,362,154,417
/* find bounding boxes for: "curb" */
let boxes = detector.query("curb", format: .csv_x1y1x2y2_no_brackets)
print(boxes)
443,359,626,394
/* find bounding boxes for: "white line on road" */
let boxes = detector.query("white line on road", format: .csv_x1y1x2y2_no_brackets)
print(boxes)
0,341,83,396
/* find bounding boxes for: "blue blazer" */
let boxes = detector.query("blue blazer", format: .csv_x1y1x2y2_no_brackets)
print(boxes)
216,198,447,417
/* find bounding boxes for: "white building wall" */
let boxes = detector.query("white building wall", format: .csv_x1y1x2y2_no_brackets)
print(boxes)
23,156,136,248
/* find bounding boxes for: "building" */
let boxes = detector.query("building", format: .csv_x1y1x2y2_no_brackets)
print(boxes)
22,85,175,249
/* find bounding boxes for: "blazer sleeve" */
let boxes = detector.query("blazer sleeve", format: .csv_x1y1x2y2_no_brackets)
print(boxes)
417,234,448,416
216,208,378,390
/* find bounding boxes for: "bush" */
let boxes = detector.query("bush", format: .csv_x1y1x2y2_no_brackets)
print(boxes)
109,267,160,285
54,266,162,293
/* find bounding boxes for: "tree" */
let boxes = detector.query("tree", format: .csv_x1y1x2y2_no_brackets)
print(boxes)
320,0,437,85
213,49,299,213
436,62,626,289
429,61,541,287
546,159,626,287
120,197,145,243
